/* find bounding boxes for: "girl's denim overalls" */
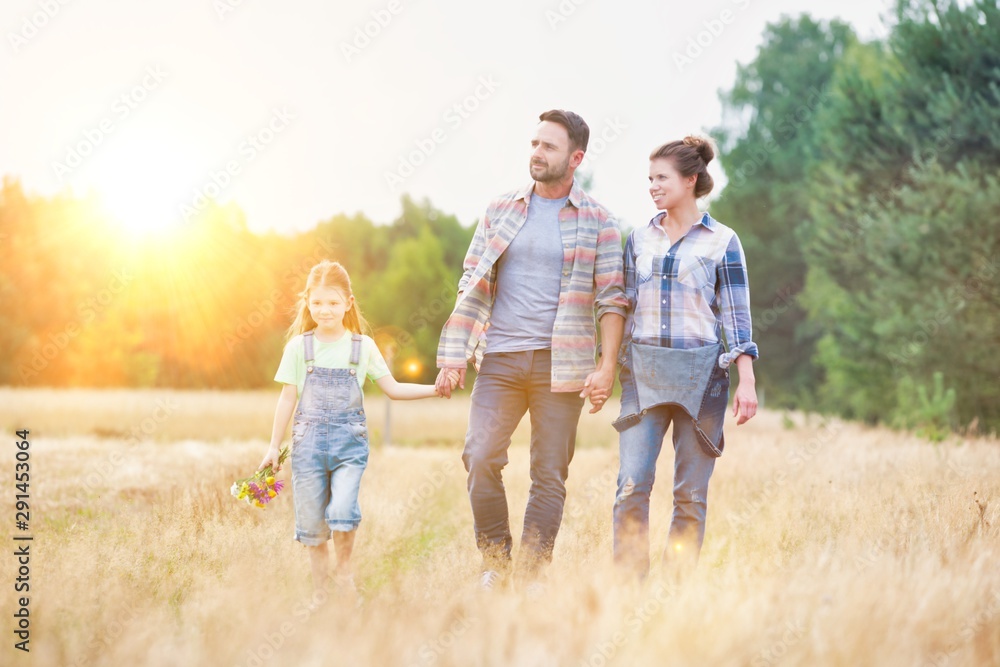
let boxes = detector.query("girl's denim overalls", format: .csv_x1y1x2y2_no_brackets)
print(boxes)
291,331,370,546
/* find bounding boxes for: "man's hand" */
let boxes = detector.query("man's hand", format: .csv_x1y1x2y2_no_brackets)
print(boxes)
580,365,615,414
435,367,466,398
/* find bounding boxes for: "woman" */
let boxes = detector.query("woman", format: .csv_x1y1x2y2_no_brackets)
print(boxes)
613,135,759,578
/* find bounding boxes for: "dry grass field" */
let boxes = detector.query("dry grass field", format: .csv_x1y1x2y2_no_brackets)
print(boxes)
0,388,998,666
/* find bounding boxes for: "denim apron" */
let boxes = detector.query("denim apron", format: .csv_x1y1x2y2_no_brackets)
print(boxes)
613,341,730,457
291,331,369,541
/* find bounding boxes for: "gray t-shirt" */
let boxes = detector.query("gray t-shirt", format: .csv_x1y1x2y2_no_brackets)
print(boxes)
486,193,567,353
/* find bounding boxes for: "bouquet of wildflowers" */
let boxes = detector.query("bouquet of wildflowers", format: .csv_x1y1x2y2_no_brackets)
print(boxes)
231,446,289,508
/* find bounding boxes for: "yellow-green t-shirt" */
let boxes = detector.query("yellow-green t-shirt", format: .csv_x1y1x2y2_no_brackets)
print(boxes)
274,332,390,397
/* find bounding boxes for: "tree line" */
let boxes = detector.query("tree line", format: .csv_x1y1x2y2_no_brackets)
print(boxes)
711,0,999,434
0,187,473,391
1,0,997,435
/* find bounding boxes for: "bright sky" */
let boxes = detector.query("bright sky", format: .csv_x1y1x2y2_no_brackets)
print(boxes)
1,0,892,236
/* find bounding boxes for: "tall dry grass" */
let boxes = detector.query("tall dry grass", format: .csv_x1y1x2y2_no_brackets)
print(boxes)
0,390,998,666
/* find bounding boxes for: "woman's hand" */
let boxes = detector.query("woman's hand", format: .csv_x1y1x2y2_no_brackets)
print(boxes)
258,445,283,473
732,381,758,425
581,365,615,414
732,354,758,425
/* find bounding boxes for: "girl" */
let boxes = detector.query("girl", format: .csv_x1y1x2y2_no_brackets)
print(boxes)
258,260,439,596
612,136,759,578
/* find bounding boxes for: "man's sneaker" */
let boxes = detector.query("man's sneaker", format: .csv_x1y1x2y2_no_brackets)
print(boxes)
479,569,502,591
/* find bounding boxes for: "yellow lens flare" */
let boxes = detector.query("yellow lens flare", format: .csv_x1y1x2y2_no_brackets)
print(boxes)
404,358,422,377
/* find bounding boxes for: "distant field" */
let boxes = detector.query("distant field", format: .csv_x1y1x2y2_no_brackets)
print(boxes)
0,389,998,666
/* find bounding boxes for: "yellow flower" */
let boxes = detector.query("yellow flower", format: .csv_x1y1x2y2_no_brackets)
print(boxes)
267,489,277,498
254,500,265,508
266,476,275,486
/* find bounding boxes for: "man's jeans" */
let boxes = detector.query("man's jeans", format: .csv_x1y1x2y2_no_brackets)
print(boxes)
462,349,585,573
613,404,721,577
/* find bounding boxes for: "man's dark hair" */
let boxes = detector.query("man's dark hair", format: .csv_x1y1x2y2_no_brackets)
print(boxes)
538,109,589,153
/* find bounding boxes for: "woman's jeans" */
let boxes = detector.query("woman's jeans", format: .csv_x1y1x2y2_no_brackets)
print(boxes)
613,352,729,577
613,405,719,576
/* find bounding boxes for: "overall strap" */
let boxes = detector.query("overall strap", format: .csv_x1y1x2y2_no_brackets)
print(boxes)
303,331,315,369
349,334,363,366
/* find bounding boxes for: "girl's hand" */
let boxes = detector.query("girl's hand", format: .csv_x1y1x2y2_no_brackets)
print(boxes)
258,446,283,473
732,381,758,425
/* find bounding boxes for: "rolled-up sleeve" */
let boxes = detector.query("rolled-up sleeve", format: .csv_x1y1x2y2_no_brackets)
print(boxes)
717,233,759,368
622,231,637,313
594,214,628,321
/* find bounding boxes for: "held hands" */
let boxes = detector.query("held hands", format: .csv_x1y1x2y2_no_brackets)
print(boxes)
435,367,466,398
580,365,615,414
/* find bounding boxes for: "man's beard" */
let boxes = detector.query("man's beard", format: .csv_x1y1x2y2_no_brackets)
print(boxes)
530,155,570,183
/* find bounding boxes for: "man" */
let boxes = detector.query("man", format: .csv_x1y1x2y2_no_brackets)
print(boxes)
435,109,627,589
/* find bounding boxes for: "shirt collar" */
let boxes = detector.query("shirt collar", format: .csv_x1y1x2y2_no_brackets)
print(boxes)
647,210,715,232
516,179,584,208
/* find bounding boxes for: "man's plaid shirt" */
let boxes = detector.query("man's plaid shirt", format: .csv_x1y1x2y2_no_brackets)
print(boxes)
437,180,628,392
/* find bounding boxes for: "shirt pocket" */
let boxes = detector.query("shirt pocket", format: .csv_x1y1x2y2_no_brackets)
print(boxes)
676,256,716,290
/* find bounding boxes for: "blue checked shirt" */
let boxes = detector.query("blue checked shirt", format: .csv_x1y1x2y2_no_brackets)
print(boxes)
623,211,759,368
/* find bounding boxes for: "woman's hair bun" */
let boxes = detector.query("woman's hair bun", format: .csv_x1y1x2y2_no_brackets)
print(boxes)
683,135,715,165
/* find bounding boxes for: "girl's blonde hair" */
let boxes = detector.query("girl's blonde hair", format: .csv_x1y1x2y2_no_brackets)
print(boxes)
285,260,370,343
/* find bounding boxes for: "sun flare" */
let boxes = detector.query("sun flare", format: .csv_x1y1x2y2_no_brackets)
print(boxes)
89,136,198,239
